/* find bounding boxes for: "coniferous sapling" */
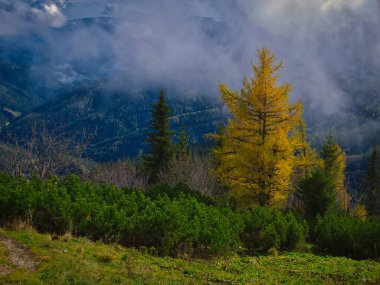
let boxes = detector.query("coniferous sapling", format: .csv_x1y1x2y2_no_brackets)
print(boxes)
299,168,335,218
177,124,190,158
363,145,380,216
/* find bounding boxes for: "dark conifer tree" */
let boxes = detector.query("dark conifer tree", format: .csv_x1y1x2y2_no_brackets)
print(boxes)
144,91,174,183
299,168,335,218
363,145,380,216
177,124,189,158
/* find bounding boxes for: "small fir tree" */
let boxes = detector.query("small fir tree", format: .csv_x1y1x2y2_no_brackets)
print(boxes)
363,145,380,216
299,168,335,218
177,124,189,158
144,91,174,183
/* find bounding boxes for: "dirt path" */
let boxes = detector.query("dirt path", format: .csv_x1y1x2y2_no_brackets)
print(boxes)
0,236,39,276
0,264,13,276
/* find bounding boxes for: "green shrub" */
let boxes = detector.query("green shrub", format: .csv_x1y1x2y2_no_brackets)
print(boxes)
285,216,306,249
3,173,378,260
125,193,243,257
261,224,281,250
0,174,243,257
145,182,213,204
313,212,380,259
0,173,25,222
240,207,307,254
298,168,335,218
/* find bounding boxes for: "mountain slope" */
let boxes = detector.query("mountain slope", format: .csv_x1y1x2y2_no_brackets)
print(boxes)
0,60,45,128
1,228,379,284
1,83,225,161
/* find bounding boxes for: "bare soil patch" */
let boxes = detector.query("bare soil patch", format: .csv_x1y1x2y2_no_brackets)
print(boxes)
0,236,39,273
0,264,14,276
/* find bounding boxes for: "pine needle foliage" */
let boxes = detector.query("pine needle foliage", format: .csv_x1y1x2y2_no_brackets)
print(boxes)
144,91,174,183
177,124,190,158
363,145,380,216
299,168,335,218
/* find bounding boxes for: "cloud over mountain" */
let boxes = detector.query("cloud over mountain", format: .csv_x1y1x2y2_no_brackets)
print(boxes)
0,0,379,117
0,0,66,36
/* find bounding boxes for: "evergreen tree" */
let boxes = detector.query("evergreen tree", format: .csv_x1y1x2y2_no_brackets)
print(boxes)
363,145,380,216
299,168,335,218
320,133,349,211
144,91,174,183
177,124,189,158
212,48,310,207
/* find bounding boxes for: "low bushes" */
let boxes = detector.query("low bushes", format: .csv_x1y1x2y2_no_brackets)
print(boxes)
2,173,378,260
240,207,307,254
0,174,243,257
313,212,380,260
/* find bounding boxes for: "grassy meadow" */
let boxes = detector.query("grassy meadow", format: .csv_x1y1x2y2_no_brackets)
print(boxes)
1,228,379,285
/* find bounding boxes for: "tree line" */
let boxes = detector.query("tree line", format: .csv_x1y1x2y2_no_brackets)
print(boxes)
143,48,379,219
0,47,379,260
1,48,378,218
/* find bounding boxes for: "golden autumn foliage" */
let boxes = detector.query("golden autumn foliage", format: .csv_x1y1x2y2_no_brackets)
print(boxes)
212,48,318,207
351,204,367,221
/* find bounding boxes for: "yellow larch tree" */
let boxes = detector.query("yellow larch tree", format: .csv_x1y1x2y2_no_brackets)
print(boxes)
212,48,316,207
289,119,322,209
292,120,322,179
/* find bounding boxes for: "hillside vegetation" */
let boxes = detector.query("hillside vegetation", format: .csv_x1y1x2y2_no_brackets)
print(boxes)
1,174,380,260
1,228,379,285
1,48,380,285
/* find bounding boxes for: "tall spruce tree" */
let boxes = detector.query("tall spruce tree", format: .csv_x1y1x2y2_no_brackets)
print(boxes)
320,133,349,211
363,145,380,216
144,91,174,183
212,48,312,207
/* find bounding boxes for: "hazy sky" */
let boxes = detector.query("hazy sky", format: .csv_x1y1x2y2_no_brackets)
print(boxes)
1,0,380,117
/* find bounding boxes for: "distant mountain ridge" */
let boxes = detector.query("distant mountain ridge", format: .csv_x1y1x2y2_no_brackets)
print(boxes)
0,0,379,165
1,82,225,161
0,59,46,128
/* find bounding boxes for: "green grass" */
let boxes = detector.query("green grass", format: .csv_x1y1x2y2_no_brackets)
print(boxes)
0,241,12,267
0,228,379,284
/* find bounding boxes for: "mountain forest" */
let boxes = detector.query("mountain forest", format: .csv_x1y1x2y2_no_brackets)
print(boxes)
0,1,380,284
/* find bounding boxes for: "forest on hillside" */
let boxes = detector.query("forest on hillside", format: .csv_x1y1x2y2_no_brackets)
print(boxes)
1,1,380,283
1,48,379,263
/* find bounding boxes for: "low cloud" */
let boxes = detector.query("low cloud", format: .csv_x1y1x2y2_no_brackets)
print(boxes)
0,0,66,36
1,0,379,119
